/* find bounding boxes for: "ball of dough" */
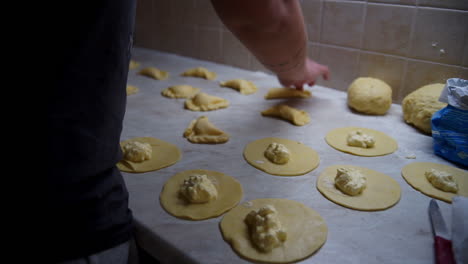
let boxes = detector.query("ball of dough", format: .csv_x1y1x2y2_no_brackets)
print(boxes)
347,77,392,115
402,83,446,134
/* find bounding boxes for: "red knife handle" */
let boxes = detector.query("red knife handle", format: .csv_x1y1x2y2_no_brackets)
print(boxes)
435,236,456,264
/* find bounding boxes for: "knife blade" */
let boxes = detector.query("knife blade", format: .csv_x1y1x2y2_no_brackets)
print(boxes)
429,199,456,264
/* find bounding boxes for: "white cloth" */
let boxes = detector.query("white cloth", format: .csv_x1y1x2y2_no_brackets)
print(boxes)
452,196,468,264
439,78,468,110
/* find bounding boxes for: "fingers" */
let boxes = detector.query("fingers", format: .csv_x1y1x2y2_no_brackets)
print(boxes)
322,66,330,81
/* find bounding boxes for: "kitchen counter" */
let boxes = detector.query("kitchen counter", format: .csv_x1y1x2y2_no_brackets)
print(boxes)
122,47,460,264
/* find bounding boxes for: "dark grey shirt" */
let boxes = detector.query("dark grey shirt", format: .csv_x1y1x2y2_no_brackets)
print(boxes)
48,0,136,261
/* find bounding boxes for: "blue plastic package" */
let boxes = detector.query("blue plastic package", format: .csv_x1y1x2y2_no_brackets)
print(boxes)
431,78,468,167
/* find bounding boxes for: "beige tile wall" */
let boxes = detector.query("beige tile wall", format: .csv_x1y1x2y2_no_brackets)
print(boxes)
135,0,468,103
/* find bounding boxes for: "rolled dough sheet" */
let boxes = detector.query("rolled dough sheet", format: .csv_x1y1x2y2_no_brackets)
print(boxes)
401,162,468,203
243,137,320,176
325,127,398,156
317,165,401,211
117,137,181,173
220,198,327,264
160,169,243,220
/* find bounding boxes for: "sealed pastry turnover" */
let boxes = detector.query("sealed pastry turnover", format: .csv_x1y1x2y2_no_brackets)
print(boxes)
126,85,139,96
185,92,229,111
139,67,169,80
219,79,258,95
181,67,217,80
161,85,200,99
261,104,310,126
264,87,311,99
183,116,229,144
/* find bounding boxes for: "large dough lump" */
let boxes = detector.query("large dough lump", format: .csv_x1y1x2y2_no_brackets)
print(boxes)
347,77,392,115
402,83,446,134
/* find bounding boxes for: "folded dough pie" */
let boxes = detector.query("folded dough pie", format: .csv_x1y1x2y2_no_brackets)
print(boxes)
181,67,217,80
185,92,229,111
126,85,139,96
161,85,200,99
261,104,310,126
139,67,169,80
129,60,140,70
183,116,229,144
264,88,311,99
219,79,258,95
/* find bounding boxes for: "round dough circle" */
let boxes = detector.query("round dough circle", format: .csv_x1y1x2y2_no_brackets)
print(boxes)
160,169,243,220
220,198,327,264
325,127,398,156
117,137,181,173
317,165,401,211
347,77,392,115
401,162,468,203
243,137,320,176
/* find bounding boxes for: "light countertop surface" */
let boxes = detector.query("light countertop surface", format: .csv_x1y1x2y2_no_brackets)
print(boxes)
122,47,462,264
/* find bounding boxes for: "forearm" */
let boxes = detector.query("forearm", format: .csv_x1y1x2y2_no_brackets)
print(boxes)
211,0,308,77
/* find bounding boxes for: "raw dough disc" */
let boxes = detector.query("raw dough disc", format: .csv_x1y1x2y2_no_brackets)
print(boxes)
117,137,181,173
401,162,468,203
220,198,327,264
160,169,243,220
325,127,398,156
317,165,401,211
243,137,320,176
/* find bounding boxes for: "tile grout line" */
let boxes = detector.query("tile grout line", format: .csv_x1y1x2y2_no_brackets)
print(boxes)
356,0,369,81
328,0,467,11
311,41,464,70
399,3,419,100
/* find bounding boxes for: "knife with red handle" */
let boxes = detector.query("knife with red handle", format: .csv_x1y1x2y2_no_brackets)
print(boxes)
429,199,456,264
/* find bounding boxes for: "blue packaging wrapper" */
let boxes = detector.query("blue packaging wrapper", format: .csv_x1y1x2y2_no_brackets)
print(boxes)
431,78,468,167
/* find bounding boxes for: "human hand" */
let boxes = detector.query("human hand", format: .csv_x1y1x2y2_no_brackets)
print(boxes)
277,58,329,90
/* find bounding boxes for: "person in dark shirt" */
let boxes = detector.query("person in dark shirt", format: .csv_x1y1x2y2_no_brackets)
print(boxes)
48,0,136,263
48,0,328,263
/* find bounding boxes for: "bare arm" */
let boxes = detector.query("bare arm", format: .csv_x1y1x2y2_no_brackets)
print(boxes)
211,0,329,89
